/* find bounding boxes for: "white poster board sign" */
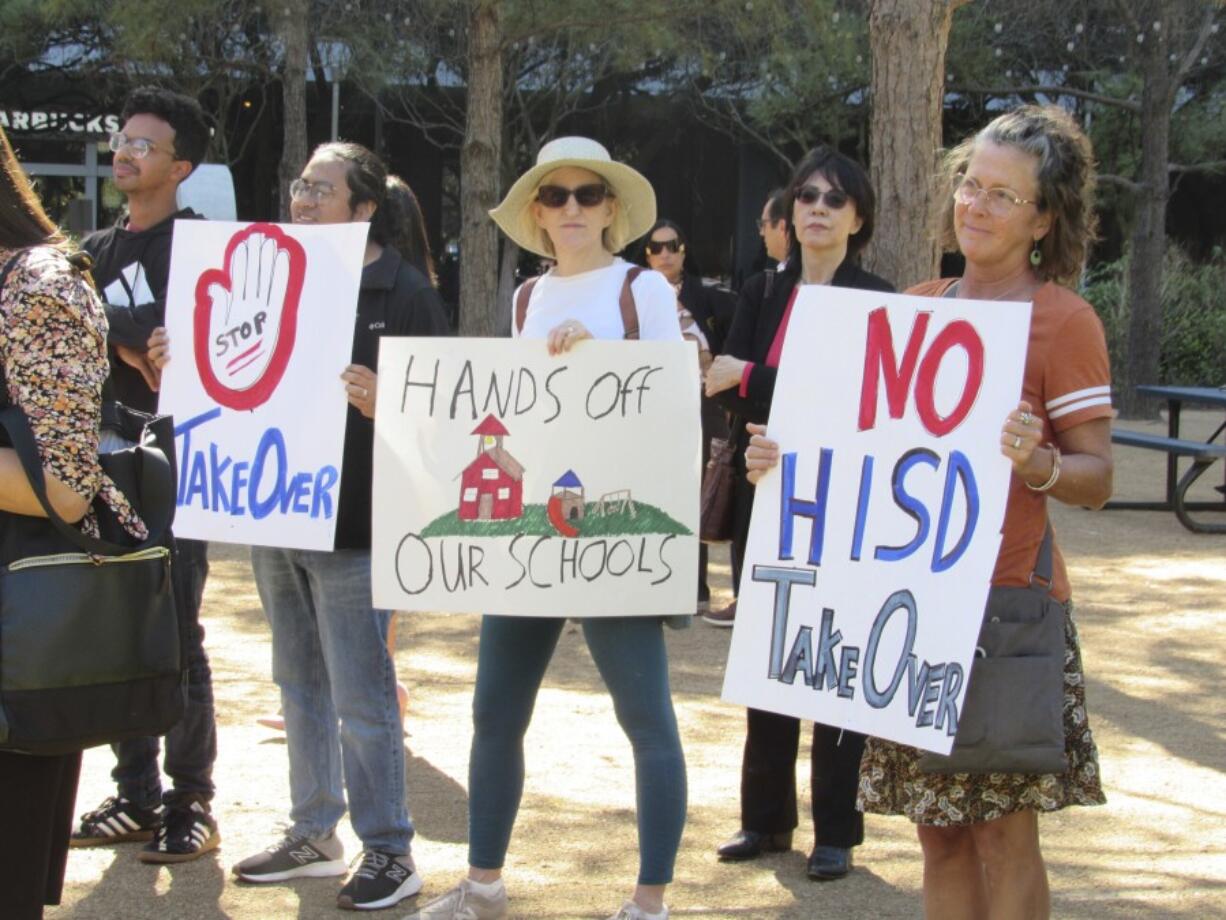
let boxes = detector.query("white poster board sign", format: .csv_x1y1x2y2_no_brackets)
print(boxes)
371,338,701,617
721,287,1031,754
158,220,367,550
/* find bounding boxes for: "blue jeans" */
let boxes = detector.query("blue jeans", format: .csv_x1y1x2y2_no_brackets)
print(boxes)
113,537,217,809
468,615,687,885
251,546,412,855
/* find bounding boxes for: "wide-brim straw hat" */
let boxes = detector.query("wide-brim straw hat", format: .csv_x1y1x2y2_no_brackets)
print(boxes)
489,136,656,257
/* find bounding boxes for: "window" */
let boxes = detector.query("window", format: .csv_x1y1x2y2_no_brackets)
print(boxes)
497,487,510,499
462,487,477,502
482,468,499,480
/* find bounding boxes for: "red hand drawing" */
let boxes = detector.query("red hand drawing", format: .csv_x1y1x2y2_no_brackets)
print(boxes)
193,223,307,411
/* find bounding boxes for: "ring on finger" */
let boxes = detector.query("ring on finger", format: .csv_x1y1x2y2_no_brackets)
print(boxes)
1012,435,1022,449
359,387,368,398
1020,411,1034,426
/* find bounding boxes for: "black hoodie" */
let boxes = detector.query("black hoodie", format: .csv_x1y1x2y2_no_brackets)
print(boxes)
83,207,203,411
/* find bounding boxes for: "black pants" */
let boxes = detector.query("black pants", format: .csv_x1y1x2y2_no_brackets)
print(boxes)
111,537,216,808
0,749,81,919
739,708,867,848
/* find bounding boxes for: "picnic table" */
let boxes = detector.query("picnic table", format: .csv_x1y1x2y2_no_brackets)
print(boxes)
1108,384,1226,533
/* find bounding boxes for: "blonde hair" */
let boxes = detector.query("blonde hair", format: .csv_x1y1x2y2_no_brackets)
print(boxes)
513,169,633,257
938,105,1099,286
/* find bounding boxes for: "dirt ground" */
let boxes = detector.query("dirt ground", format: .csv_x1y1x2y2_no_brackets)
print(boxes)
48,410,1226,920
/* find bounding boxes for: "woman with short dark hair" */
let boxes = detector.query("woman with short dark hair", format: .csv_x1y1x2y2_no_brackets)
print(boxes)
705,145,894,882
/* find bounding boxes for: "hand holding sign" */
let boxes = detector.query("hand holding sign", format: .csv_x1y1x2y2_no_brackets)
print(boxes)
341,364,377,419
545,319,592,355
744,422,780,485
192,223,306,411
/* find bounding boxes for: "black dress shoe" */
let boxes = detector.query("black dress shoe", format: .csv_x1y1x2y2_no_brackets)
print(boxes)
716,829,793,861
807,845,853,880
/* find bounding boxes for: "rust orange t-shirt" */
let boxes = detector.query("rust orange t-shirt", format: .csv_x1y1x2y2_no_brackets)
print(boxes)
908,279,1113,601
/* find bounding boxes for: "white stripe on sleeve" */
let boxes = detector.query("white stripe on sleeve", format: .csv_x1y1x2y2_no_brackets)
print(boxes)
1046,384,1111,412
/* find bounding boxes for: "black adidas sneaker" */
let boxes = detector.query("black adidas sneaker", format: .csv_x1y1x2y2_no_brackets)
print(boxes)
138,800,220,864
70,796,163,847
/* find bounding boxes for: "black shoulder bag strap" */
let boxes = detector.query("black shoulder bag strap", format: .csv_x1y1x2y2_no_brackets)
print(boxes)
1030,521,1055,591
0,249,173,555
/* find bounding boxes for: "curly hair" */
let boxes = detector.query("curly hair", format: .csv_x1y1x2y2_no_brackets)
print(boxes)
938,105,1098,286
121,86,211,170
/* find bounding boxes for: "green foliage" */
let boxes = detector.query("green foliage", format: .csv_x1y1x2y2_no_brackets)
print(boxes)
1083,245,1226,386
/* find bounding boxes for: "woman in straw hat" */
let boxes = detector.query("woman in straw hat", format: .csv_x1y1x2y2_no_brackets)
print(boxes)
407,138,685,920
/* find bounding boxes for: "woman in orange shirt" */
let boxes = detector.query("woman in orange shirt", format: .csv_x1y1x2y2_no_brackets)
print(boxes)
747,105,1113,919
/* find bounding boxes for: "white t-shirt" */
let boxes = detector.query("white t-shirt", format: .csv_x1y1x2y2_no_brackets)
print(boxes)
512,258,683,344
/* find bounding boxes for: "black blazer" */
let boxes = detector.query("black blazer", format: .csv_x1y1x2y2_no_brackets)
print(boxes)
678,273,737,355
713,257,895,429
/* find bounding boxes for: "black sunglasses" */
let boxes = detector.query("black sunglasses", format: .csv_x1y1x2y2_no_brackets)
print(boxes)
645,239,684,255
796,186,851,210
536,183,611,209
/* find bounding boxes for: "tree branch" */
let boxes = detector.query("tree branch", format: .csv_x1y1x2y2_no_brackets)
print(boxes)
1170,160,1226,175
1097,173,1142,193
1175,5,1219,85
953,84,1141,111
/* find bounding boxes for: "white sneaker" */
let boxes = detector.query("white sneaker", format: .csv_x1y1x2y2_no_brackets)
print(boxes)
606,901,669,920
402,878,508,919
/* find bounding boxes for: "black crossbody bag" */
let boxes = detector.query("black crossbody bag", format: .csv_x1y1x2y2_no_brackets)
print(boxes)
0,248,185,755
917,524,1068,775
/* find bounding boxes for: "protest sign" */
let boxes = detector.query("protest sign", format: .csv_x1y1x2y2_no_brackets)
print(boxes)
158,220,367,549
721,287,1031,754
371,338,701,617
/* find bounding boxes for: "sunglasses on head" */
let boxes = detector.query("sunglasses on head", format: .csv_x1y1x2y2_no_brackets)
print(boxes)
535,183,611,209
645,239,684,255
796,185,850,210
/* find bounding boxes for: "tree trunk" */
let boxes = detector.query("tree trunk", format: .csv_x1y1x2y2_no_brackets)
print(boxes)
496,239,519,336
864,0,967,289
459,0,503,337
1120,7,1176,419
277,0,309,222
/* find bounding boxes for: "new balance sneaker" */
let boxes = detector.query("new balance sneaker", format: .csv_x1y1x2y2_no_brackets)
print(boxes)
337,849,423,910
232,830,347,882
404,879,508,920
138,801,220,864
607,901,669,920
70,796,163,847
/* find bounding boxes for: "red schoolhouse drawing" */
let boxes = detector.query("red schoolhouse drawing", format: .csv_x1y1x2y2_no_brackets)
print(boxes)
459,414,525,521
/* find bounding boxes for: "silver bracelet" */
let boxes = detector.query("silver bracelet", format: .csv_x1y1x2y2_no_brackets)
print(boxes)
1025,444,1062,492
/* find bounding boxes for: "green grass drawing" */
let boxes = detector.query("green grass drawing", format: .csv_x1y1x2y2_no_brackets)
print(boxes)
420,502,692,538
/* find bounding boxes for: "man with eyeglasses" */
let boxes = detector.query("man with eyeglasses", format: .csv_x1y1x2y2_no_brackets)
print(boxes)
701,188,789,629
758,188,789,268
70,85,221,866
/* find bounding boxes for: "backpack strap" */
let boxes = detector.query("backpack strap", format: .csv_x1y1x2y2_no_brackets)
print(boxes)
514,277,541,336
619,266,644,340
517,266,642,339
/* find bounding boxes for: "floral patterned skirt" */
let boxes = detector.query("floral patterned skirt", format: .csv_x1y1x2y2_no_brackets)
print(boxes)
857,607,1105,826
